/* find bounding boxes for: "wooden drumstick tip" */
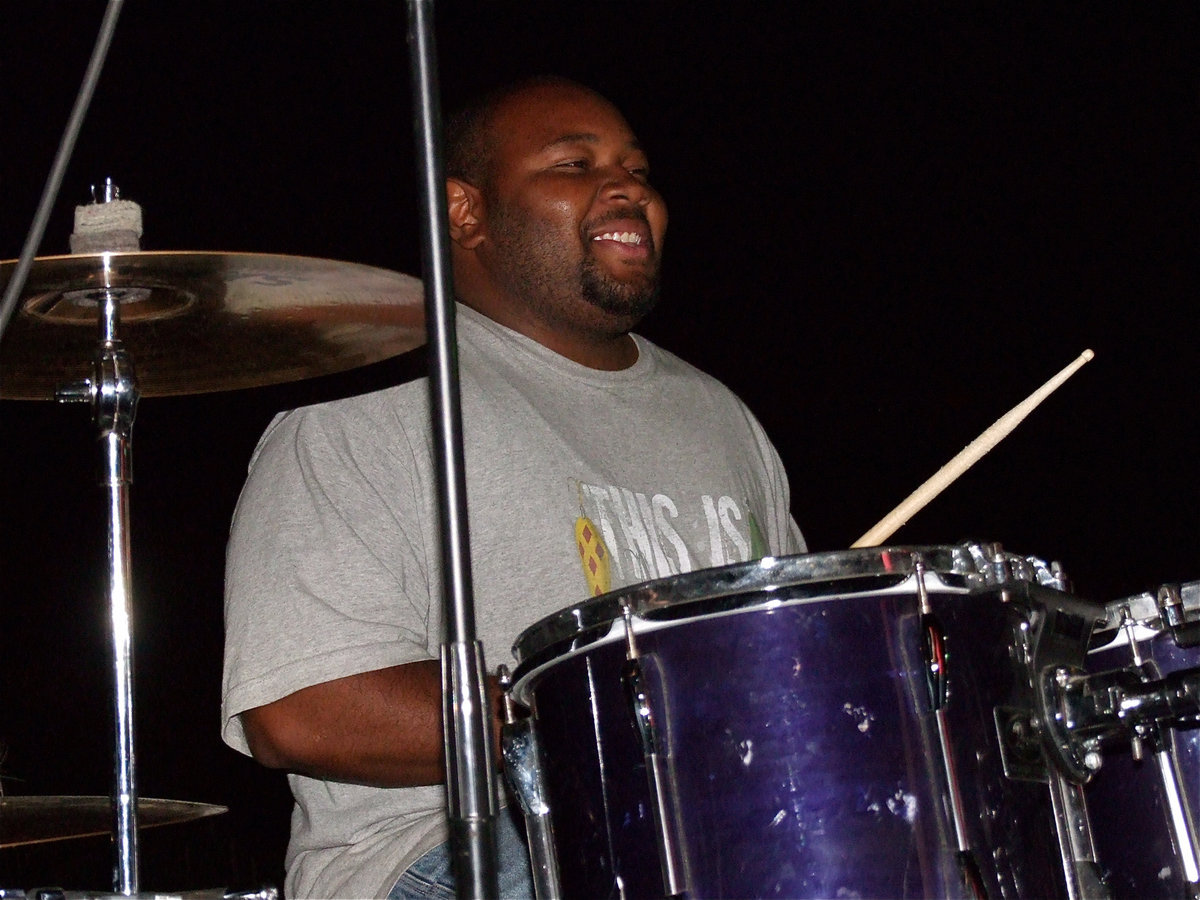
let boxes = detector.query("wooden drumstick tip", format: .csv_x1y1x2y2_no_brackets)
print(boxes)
851,348,1096,549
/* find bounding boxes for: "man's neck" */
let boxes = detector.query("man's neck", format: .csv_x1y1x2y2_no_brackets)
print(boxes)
460,297,640,370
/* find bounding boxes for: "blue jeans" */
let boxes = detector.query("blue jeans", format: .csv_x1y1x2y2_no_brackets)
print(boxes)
388,808,536,899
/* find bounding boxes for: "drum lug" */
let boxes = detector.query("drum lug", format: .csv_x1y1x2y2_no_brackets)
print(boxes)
620,604,688,898
1157,583,1200,648
920,610,950,712
914,554,945,709
497,666,562,900
972,542,1073,592
914,556,986,894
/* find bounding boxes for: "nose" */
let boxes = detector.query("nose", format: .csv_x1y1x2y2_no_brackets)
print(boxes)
599,166,653,207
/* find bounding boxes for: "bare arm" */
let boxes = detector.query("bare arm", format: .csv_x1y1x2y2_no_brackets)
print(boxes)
241,659,501,788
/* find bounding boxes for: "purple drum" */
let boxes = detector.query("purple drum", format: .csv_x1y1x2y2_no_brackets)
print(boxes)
1084,582,1200,898
508,544,1107,899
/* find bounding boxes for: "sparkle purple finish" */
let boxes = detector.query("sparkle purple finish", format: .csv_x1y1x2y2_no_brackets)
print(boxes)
513,552,1081,899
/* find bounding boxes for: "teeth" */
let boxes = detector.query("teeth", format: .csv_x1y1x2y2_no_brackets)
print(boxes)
594,231,642,245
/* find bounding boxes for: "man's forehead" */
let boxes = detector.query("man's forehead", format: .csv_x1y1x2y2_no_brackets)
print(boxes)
491,86,639,150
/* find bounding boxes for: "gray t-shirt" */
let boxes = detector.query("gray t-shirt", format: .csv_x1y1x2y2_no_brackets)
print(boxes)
221,304,805,898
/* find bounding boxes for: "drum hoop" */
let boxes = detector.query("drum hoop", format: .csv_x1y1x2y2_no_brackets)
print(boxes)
1092,580,1200,641
511,542,1058,674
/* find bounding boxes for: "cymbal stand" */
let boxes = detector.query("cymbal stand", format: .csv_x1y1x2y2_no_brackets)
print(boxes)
2,1,143,893
405,1,499,896
58,259,142,895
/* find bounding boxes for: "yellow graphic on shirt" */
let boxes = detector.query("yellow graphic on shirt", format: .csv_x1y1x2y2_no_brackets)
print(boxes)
575,514,611,596
571,480,762,590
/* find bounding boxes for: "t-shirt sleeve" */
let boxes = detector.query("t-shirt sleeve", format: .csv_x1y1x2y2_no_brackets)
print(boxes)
761,434,807,557
220,401,435,754
738,396,808,558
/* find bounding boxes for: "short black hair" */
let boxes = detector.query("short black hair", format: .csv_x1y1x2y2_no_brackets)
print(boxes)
443,75,595,191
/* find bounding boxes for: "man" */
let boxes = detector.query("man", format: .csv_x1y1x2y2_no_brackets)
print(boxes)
221,76,806,898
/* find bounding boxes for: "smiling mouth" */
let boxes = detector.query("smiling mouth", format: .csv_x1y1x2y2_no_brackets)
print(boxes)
592,231,644,245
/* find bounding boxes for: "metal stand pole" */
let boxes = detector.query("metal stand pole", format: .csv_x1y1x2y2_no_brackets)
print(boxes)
404,1,500,897
58,258,142,895
1,5,141,890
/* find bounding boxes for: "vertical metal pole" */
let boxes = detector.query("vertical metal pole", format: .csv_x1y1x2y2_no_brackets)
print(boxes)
56,258,143,894
93,259,141,895
404,1,499,897
0,14,134,879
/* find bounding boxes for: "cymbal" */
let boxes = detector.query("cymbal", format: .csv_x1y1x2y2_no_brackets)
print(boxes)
0,251,426,399
0,795,228,848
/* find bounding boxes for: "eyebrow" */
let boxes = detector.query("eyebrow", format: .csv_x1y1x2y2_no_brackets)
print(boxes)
540,132,644,153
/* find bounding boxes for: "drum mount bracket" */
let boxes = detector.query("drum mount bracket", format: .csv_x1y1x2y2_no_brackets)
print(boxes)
1042,661,1200,780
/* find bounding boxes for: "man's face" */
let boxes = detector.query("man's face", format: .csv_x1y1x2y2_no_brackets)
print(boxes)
475,83,669,334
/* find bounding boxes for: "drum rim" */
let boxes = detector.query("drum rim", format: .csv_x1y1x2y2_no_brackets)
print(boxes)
511,541,1058,671
1095,580,1200,631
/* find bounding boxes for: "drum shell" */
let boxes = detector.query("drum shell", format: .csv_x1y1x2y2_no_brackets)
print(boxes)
1086,622,1200,898
515,572,1078,899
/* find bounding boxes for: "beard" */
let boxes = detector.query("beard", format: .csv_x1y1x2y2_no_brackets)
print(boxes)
579,252,661,320
486,201,661,327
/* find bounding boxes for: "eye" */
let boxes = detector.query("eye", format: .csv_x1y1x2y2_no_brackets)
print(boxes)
552,159,589,170
624,155,651,180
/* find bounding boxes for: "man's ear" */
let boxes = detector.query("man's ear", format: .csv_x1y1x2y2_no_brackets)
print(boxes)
446,178,485,249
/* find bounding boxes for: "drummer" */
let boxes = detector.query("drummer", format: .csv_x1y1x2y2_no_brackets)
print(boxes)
220,75,806,899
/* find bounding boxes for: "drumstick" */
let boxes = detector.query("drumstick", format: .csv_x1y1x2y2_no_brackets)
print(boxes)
851,349,1095,548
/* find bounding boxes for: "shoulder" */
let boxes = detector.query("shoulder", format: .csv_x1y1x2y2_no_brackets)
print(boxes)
249,377,430,470
631,335,785,458
633,334,750,405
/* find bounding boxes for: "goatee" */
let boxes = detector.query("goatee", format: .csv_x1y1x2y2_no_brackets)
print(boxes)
580,258,660,321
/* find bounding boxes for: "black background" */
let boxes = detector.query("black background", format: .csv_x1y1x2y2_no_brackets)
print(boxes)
1,2,1196,893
